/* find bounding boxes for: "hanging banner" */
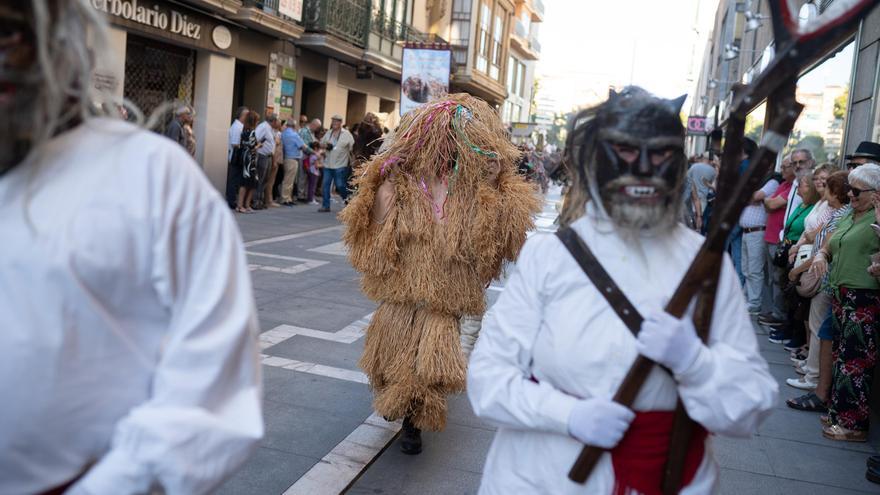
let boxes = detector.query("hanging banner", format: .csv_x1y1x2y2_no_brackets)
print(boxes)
400,47,451,115
278,0,303,21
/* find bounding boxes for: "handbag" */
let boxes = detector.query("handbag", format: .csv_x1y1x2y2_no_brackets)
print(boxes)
793,243,813,269
772,239,793,268
795,266,822,298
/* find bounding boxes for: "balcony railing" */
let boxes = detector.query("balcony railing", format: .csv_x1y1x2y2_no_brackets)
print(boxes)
303,0,371,47
529,36,541,54
371,12,430,43
532,0,544,18
514,19,528,38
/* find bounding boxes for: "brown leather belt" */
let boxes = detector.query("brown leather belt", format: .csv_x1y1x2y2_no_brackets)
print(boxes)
743,226,765,234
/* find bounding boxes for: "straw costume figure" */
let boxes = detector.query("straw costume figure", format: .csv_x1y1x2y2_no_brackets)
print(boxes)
340,93,540,454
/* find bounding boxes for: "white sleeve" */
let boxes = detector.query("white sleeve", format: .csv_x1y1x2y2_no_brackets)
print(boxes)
467,235,579,436
70,146,263,495
674,253,778,437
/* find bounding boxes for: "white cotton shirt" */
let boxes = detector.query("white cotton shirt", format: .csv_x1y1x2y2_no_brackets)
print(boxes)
803,199,830,234
255,121,276,156
0,118,263,495
467,204,778,495
228,119,244,160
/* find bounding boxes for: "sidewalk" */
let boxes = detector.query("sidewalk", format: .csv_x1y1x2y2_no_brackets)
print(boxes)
219,194,880,494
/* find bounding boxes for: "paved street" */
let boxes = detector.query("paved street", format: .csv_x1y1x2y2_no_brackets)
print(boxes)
219,191,879,495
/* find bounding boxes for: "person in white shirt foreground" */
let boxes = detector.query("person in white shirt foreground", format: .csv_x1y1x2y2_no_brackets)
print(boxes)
0,2,263,494
468,87,778,494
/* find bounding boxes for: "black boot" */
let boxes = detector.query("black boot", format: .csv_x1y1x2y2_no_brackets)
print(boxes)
399,416,422,455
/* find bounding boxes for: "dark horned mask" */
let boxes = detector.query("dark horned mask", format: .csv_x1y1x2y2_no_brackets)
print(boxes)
563,87,688,232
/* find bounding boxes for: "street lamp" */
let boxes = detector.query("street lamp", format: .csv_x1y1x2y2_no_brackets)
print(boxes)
707,78,736,89
744,11,770,32
722,44,760,61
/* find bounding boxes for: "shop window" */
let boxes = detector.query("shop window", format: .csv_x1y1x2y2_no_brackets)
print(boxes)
124,35,194,131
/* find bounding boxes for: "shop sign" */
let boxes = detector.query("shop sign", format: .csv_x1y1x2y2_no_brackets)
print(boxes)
212,25,232,50
279,0,303,22
687,116,709,135
510,122,536,137
400,47,451,115
91,0,203,41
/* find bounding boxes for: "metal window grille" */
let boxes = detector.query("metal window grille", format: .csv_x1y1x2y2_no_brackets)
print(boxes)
124,35,195,129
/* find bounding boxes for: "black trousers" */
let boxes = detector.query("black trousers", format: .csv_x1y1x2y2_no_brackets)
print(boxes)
225,156,243,207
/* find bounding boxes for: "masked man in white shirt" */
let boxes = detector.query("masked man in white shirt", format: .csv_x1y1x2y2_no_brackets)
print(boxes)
0,2,263,494
468,87,778,494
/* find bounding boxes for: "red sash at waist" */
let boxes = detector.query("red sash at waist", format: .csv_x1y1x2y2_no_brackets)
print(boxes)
610,411,707,495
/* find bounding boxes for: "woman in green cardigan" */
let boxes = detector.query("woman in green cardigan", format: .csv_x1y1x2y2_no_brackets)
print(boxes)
817,163,880,442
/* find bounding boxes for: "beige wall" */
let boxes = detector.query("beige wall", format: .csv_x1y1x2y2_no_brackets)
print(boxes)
194,52,235,191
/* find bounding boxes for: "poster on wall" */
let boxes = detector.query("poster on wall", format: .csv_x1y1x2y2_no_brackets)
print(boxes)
400,47,451,116
279,0,303,21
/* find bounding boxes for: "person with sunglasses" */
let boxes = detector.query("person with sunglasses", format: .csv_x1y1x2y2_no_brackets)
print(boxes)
816,164,880,442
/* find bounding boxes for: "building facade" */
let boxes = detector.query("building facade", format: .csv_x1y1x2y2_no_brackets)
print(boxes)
690,0,880,164
91,0,538,192
503,0,542,125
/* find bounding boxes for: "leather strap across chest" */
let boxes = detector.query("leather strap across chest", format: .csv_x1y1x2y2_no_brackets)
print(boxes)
555,227,643,336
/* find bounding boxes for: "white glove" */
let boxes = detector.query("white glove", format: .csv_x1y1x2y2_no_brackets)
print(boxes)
567,397,636,449
636,309,704,375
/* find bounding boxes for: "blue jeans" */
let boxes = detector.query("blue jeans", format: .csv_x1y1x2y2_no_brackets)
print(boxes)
322,166,350,209
726,225,744,287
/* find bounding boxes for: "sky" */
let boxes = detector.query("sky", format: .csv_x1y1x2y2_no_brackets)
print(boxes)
535,0,719,114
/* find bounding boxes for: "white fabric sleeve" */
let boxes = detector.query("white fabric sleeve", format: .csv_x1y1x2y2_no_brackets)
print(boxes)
673,253,778,437
70,146,263,495
467,235,579,436
760,179,779,196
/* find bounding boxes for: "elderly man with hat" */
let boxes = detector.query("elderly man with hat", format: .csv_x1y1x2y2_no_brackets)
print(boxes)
319,114,355,212
845,141,880,170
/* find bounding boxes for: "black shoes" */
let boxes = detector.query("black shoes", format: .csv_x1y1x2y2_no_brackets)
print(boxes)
317,207,331,213
399,416,422,455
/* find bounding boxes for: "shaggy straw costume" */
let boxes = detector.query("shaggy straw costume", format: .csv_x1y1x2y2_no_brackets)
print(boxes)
340,94,540,430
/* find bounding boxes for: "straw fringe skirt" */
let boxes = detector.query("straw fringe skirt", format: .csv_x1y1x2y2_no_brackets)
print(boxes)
360,302,466,431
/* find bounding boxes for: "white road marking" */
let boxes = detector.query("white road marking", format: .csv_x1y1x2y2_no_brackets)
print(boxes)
282,413,401,495
308,241,348,256
258,313,373,385
244,225,345,247
260,354,369,384
246,252,330,275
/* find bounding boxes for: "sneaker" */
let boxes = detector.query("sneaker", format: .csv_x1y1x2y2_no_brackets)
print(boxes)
758,316,786,327
783,341,805,352
317,207,331,213
786,376,817,390
768,330,790,344
309,200,320,205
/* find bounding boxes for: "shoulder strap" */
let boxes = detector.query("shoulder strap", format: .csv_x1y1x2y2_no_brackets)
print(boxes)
555,227,643,336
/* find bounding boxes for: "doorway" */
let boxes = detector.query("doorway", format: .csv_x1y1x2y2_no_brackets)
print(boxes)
301,78,327,124
346,90,367,127
233,60,267,121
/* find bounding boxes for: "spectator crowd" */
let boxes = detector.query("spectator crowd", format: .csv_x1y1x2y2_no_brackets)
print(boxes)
682,140,880,484
222,108,386,214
